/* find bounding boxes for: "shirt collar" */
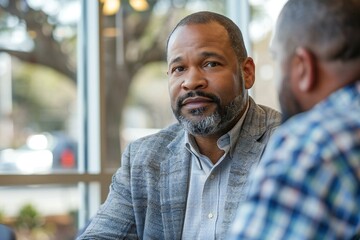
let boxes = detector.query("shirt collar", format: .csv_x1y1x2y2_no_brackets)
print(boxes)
315,80,360,111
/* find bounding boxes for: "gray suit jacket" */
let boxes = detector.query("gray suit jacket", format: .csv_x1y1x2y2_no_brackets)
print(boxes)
78,98,281,240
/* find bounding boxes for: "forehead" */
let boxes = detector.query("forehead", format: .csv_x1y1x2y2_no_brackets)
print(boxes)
167,22,233,61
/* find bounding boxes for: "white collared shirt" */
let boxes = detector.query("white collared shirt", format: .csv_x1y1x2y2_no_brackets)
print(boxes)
182,102,249,240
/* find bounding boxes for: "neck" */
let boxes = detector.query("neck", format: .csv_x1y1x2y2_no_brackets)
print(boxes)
304,58,360,111
325,58,360,85
191,116,240,164
188,102,247,164
193,135,224,164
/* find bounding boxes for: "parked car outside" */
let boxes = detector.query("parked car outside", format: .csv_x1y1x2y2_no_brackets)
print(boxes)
0,131,77,174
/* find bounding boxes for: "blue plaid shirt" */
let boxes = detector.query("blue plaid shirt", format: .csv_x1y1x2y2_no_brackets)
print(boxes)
227,81,360,240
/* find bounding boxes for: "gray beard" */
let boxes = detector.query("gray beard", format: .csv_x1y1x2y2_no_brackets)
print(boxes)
176,94,247,136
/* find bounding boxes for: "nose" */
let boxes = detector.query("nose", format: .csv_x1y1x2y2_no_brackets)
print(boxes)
181,68,207,90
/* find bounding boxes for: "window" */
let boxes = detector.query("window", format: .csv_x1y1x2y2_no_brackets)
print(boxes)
0,0,283,238
250,0,287,110
0,0,107,238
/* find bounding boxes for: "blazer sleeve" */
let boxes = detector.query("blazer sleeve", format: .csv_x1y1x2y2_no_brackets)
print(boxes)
77,144,138,240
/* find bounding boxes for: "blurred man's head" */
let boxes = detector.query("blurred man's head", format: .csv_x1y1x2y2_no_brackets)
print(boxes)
271,0,360,122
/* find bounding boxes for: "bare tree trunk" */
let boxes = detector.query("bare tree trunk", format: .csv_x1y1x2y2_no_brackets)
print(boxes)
102,14,132,167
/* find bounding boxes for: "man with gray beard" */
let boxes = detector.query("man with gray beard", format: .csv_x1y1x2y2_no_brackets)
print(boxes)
78,11,281,240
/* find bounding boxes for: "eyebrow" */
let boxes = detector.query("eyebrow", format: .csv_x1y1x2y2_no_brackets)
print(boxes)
168,56,182,67
168,51,227,67
201,51,227,62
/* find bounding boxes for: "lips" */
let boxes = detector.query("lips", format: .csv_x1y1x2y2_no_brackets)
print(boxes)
181,96,213,109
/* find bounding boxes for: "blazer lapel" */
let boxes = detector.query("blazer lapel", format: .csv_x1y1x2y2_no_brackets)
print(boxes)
160,131,191,239
223,98,268,229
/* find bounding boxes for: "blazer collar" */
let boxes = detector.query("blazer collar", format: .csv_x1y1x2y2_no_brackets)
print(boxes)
222,97,269,230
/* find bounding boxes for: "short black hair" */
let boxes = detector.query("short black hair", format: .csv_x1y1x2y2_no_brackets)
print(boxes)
166,11,248,63
276,0,360,61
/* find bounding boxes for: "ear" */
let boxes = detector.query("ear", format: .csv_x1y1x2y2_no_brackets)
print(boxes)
293,47,316,92
241,57,255,89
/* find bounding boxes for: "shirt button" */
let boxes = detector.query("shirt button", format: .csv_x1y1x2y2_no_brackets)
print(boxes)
208,213,214,219
210,174,215,180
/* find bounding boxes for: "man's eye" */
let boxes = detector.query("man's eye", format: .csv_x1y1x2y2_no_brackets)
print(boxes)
172,66,185,73
205,62,219,68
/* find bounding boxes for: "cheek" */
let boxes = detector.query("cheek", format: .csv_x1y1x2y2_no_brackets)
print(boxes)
168,79,180,105
215,72,243,95
278,80,288,106
278,63,293,104
216,84,243,107
274,64,284,93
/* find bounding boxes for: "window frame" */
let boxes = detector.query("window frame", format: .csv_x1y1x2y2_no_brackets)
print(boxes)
0,0,113,228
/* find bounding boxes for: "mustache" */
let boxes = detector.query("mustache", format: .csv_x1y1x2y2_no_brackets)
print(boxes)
176,91,220,109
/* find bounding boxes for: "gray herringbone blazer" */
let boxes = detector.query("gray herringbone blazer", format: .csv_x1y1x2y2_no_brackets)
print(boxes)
77,98,281,240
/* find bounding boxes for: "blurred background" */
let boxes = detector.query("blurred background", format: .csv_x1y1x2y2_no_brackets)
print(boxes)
0,0,286,239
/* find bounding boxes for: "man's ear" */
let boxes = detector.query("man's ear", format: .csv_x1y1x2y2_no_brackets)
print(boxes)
293,47,316,92
242,57,255,89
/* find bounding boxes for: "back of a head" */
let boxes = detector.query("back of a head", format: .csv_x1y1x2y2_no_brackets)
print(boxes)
167,11,248,62
276,0,360,62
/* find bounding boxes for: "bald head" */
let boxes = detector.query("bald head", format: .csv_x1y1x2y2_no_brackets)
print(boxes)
166,11,248,63
275,0,360,62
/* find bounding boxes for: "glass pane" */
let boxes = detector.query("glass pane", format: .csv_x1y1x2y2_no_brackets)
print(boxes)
0,185,80,240
0,0,80,174
100,0,227,169
250,0,287,110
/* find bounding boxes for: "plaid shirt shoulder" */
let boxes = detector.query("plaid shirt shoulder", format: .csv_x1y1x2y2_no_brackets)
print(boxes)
228,82,360,240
